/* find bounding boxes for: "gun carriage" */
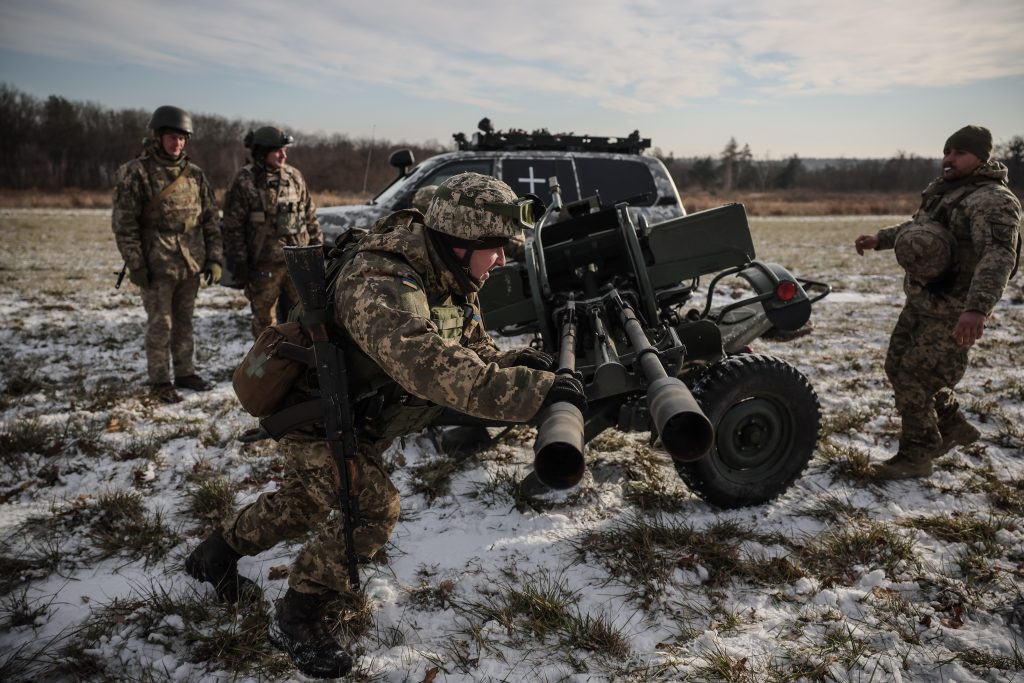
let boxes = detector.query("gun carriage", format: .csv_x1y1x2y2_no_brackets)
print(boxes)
453,178,829,508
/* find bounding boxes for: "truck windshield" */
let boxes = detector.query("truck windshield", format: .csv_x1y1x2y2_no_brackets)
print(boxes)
371,171,417,206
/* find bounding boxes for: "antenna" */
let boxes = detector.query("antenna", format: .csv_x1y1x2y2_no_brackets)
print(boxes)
362,124,375,194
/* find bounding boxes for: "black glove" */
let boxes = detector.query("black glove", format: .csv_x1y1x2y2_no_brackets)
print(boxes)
128,266,150,288
543,374,587,412
511,347,554,371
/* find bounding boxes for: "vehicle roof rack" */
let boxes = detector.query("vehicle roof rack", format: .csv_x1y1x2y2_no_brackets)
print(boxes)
453,118,650,154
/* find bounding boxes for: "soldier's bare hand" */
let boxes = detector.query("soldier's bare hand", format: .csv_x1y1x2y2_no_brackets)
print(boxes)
952,310,985,347
854,234,878,255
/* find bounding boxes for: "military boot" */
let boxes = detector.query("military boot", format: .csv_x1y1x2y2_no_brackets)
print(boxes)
937,417,981,458
174,374,212,391
149,382,182,404
268,588,354,679
184,528,261,604
871,451,934,481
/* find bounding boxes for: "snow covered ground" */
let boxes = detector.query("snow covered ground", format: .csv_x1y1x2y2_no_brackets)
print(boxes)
1,209,1022,682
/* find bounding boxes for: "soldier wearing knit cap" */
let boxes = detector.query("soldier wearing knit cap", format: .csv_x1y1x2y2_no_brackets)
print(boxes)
945,125,992,162
853,125,1021,480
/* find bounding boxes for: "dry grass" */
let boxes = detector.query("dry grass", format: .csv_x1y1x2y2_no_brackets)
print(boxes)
683,189,919,216
0,188,373,209
1,187,923,215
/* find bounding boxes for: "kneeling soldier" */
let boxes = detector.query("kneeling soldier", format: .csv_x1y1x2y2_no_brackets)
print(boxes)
186,172,584,678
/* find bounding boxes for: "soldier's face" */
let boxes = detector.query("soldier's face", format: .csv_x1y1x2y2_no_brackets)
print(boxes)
454,246,506,281
265,147,287,170
160,132,187,158
942,147,983,181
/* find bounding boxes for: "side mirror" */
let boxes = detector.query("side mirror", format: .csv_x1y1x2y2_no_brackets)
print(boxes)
388,149,415,177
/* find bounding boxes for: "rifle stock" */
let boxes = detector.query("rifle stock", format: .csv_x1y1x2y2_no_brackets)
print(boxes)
282,245,361,590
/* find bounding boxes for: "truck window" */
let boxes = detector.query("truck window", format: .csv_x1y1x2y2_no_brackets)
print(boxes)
420,160,494,187
576,158,657,207
500,159,579,205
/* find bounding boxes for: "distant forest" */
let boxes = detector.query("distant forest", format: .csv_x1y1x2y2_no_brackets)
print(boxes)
1,83,1022,196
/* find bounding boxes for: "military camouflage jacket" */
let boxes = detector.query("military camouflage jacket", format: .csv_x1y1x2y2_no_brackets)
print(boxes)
876,161,1021,317
112,142,222,278
222,163,322,268
334,211,555,424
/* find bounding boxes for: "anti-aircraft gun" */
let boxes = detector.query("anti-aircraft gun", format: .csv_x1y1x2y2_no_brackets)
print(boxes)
459,178,828,508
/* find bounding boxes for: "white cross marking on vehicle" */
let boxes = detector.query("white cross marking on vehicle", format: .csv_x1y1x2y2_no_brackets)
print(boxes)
518,167,545,193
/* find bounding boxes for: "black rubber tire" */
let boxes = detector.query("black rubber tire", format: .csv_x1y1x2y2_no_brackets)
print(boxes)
675,353,820,508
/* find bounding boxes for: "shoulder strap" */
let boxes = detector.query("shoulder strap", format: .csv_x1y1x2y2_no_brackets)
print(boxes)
927,177,1000,225
143,164,192,216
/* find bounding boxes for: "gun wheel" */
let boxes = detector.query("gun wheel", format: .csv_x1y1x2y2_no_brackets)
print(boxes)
675,353,820,508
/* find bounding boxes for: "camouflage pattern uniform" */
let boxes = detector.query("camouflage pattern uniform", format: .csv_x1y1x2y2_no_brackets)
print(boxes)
873,160,1021,459
222,208,554,597
112,141,222,384
222,163,323,338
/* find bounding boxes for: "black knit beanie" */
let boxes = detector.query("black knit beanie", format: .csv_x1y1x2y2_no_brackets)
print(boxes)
944,125,992,161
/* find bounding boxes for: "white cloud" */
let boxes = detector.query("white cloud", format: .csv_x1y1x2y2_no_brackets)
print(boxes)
1,0,1022,113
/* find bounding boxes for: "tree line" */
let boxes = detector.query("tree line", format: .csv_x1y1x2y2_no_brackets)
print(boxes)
1,83,1021,196
661,135,1024,195
0,83,444,194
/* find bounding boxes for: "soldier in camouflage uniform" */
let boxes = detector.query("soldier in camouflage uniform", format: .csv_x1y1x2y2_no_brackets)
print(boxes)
186,172,584,678
112,106,223,403
855,125,1021,480
222,126,323,339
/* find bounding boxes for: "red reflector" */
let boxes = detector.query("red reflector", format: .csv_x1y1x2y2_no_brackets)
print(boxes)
775,281,798,302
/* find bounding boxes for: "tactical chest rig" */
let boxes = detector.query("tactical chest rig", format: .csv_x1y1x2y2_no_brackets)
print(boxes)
233,211,482,442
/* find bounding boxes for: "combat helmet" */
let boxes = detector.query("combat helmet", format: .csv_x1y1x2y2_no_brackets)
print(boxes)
424,172,535,247
245,126,294,150
894,219,957,281
149,105,193,136
411,185,438,212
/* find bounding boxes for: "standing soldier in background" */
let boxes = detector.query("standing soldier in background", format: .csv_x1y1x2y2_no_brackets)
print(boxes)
112,105,223,404
222,126,323,339
854,125,1021,480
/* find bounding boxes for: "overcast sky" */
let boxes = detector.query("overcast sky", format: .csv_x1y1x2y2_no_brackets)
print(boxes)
1,0,1022,159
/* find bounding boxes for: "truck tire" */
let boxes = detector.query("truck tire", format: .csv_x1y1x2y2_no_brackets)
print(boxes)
675,353,819,508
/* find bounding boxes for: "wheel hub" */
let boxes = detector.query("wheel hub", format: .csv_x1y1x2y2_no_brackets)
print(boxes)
717,397,788,470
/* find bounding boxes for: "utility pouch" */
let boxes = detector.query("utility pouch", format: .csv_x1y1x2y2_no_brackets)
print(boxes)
431,305,465,340
232,321,312,417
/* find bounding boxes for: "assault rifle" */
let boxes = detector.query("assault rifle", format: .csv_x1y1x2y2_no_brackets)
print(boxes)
281,245,361,589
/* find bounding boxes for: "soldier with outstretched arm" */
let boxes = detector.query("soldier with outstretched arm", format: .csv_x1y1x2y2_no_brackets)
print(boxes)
854,125,1021,480
185,173,586,678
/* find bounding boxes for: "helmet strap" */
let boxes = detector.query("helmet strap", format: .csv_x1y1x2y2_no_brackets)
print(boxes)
427,228,482,293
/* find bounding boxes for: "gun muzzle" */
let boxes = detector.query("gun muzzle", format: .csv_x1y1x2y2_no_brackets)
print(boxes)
533,402,586,489
646,377,714,462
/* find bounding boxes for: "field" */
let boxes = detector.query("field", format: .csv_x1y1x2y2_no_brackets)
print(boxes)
1,208,1023,682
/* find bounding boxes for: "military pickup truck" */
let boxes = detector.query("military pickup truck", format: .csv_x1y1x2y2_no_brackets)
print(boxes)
317,119,684,241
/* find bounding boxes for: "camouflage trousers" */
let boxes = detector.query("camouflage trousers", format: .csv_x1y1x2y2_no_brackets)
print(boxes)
139,274,200,384
244,262,299,339
884,306,970,456
221,437,400,596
